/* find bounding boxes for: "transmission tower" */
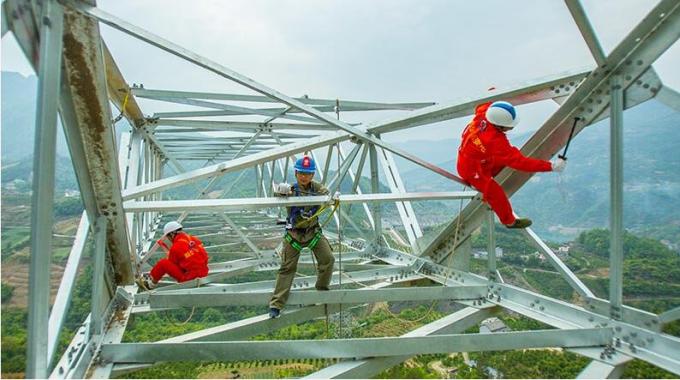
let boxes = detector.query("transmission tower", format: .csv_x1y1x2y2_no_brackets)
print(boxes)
4,0,680,378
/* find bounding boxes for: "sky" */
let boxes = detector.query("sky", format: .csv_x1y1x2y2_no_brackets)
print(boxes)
2,0,679,143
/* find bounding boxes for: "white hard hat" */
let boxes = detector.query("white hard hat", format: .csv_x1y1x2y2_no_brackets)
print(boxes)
163,221,183,236
485,101,519,128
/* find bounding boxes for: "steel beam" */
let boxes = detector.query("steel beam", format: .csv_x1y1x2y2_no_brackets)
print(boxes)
659,306,680,324
564,0,607,66
59,5,133,283
366,68,588,135
378,147,423,250
609,74,624,312
153,118,334,130
26,1,64,377
101,328,611,363
122,131,349,199
90,216,108,336
87,287,137,379
656,85,680,111
47,212,90,365
487,210,497,278
577,360,629,379
494,283,680,375
124,191,477,212
133,87,434,109
112,304,349,376
309,307,495,378
521,227,594,298
148,285,486,308
143,95,320,123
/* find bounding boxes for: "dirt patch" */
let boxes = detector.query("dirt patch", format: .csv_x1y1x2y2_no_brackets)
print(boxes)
586,267,609,277
1,262,66,308
198,363,316,379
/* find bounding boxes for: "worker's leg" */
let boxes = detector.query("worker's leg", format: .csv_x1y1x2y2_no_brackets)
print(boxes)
465,175,516,225
150,258,186,283
270,240,301,309
311,235,335,290
177,266,209,282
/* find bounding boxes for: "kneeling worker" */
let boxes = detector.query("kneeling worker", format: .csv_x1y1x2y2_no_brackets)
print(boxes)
457,101,567,229
269,155,336,319
137,221,210,290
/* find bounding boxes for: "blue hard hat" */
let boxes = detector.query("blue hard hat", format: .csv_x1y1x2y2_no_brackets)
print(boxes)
294,155,316,173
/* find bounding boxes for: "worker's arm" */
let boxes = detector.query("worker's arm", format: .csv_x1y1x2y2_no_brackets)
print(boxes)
316,182,330,196
491,134,552,172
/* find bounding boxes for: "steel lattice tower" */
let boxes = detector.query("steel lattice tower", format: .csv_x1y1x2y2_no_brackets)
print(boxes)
4,0,680,378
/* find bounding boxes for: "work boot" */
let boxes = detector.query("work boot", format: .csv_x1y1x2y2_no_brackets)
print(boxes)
136,273,156,291
505,218,532,229
269,307,281,319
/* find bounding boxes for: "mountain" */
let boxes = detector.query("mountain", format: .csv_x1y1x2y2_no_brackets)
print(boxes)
1,154,78,192
400,100,680,241
1,71,69,161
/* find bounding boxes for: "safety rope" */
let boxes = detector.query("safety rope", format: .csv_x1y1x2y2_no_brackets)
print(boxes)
112,89,130,124
336,150,344,338
381,185,468,324
291,197,340,230
161,279,199,326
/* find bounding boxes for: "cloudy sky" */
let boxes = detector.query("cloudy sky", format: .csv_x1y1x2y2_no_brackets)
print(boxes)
2,0,679,143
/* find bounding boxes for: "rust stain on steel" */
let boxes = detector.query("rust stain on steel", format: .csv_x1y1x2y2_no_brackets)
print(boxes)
62,8,133,284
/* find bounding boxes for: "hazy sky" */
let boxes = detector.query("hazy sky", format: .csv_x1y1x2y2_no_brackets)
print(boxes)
2,0,679,143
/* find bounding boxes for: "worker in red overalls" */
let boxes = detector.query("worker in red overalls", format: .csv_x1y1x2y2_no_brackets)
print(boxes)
457,101,567,229
136,221,209,290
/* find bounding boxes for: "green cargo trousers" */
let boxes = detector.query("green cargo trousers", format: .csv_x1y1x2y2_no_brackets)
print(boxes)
269,233,335,310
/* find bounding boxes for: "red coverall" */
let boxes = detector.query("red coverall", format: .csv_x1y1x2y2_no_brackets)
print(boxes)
150,232,209,283
457,102,552,225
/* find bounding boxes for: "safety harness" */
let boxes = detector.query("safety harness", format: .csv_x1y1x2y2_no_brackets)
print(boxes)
284,230,323,251
283,182,340,252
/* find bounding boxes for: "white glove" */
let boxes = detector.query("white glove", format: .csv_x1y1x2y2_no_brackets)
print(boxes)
332,191,341,201
552,157,567,173
274,182,292,195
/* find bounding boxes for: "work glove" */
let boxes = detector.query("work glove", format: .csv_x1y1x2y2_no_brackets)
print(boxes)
274,182,292,195
332,191,341,201
552,157,567,173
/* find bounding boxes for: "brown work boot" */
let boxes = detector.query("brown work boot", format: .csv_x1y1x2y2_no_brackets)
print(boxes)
135,273,156,291
505,218,532,229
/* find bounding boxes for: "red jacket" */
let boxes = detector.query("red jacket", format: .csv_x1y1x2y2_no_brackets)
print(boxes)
158,232,209,272
458,102,551,175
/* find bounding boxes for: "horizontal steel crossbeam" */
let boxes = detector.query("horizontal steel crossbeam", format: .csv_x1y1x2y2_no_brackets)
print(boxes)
101,328,612,363
148,285,487,308
123,191,477,212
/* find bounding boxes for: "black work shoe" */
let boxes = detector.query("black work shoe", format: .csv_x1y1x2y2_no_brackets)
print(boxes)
505,218,532,229
269,307,281,319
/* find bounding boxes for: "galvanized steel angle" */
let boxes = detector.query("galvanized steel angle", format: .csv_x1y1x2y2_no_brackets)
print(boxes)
100,328,612,363
586,296,661,332
496,284,680,375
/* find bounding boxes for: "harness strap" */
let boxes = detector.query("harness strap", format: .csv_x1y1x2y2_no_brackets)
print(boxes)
284,231,323,252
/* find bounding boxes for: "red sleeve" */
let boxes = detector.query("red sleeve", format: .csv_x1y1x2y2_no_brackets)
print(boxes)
168,238,190,265
489,133,552,172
